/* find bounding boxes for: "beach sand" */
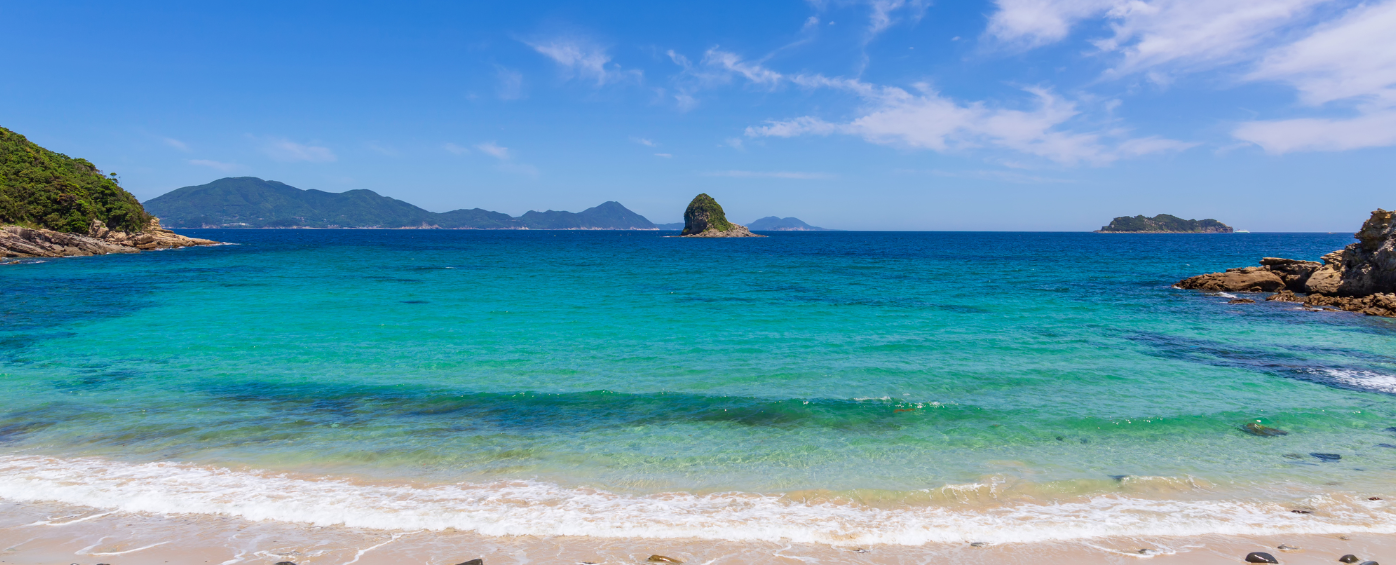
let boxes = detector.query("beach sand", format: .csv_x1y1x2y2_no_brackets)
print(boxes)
2,500,1392,565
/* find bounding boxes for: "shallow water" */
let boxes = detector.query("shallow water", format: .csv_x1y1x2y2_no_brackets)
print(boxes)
2,230,1395,544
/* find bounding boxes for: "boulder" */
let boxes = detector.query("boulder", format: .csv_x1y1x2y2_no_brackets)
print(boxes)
1177,267,1284,292
1244,552,1278,563
680,194,764,238
1267,290,1301,302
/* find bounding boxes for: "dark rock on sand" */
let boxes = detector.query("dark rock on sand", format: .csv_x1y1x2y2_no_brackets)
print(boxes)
275,562,297,565
1340,555,1360,563
680,194,763,238
1360,561,1379,565
1177,210,1396,318
455,560,484,565
1246,551,1279,563
1242,423,1288,437
647,555,684,563
1310,453,1342,462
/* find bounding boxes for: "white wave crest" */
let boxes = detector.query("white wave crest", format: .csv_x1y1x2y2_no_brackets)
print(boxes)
1318,369,1396,394
0,455,1393,546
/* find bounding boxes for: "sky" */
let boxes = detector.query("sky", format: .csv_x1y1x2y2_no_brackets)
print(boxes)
1,0,1392,231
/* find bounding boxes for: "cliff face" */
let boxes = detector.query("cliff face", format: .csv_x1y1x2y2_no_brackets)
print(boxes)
680,193,763,238
1175,209,1396,317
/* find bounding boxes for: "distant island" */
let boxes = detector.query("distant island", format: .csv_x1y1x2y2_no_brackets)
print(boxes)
747,217,832,231
145,177,658,230
655,217,830,231
1096,214,1234,233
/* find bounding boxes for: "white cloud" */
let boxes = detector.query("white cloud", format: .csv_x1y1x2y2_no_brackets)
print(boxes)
162,137,190,152
443,143,471,155
701,49,784,87
475,142,510,160
986,0,1326,76
1247,0,1396,107
262,138,336,163
632,137,657,147
705,170,835,180
496,67,525,100
655,153,673,158
1232,0,1396,153
188,159,238,172
527,38,640,86
1233,110,1396,153
746,86,1193,165
866,0,930,38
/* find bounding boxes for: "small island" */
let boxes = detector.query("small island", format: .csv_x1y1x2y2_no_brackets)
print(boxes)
680,193,764,238
1096,214,1234,233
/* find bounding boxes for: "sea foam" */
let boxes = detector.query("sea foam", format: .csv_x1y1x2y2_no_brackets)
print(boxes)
1,455,1393,546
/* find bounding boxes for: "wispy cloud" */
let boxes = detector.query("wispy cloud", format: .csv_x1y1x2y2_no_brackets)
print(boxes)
632,137,657,147
866,0,930,39
704,170,835,180
723,137,745,150
188,159,239,172
261,138,337,163
1233,111,1396,154
474,142,511,160
744,84,1194,165
162,137,190,152
654,153,673,158
496,67,525,100
443,143,471,155
911,168,1075,184
366,142,399,157
526,38,641,86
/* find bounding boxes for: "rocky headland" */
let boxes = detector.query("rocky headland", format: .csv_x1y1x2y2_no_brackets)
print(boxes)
2,217,217,259
680,193,764,238
1176,209,1396,317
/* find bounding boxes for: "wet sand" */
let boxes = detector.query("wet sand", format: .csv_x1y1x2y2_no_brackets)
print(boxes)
2,500,1392,565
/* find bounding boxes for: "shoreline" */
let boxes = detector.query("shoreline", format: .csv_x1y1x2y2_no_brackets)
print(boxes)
2,498,1392,565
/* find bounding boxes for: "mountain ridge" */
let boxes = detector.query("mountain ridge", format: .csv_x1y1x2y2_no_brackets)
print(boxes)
144,177,659,230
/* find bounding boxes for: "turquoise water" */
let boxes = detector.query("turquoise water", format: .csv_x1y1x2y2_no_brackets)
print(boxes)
3,230,1396,543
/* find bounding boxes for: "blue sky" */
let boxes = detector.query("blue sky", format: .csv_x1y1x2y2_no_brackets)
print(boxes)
2,0,1392,230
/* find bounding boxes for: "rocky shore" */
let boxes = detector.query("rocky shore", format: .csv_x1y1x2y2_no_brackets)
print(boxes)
1176,209,1396,318
1,218,218,259
680,193,764,238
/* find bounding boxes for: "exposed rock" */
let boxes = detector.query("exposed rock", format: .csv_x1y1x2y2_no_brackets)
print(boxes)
1242,423,1288,437
1177,209,1396,318
1,218,217,259
680,193,764,238
1228,298,1257,304
1245,551,1278,563
1176,267,1285,292
647,555,684,563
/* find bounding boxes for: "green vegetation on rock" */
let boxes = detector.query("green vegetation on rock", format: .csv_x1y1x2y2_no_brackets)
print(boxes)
1098,214,1233,233
0,126,151,233
682,193,733,235
145,177,658,229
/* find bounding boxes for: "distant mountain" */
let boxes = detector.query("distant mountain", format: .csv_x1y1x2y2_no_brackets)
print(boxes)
747,216,832,231
654,222,684,230
144,177,658,230
1096,214,1233,233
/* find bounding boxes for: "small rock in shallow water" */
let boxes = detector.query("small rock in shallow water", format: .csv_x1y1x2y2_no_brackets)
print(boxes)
1291,509,1313,514
1341,555,1360,563
648,556,683,563
970,542,989,547
1277,544,1299,551
1371,497,1383,500
1243,423,1288,437
1245,552,1279,563
1138,548,1157,555
455,560,484,565
1228,298,1257,304
1311,452,1342,462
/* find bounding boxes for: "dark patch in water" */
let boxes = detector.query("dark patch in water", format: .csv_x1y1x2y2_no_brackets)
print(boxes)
1121,330,1396,395
401,300,429,304
1310,453,1342,462
1378,443,1396,449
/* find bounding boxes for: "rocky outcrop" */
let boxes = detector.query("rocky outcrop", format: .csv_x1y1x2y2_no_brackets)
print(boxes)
1175,209,1396,318
1,218,218,259
680,193,765,238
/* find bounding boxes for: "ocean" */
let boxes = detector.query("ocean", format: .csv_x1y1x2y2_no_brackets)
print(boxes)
2,229,1395,550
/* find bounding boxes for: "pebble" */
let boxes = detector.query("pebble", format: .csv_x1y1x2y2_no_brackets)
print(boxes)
455,560,484,565
1370,497,1383,500
970,542,989,547
1291,509,1313,514
647,556,683,564
1341,555,1360,563
1278,544,1300,551
1139,549,1158,555
1245,552,1279,563
1359,561,1379,565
